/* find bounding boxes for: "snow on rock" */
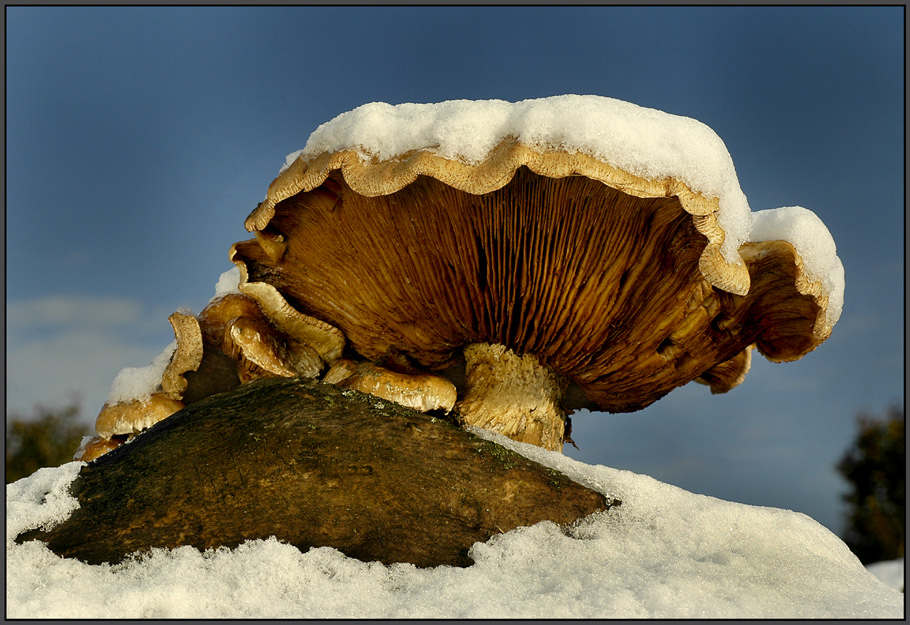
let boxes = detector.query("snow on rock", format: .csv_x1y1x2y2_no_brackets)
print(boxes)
6,463,83,538
282,95,845,324
6,435,901,619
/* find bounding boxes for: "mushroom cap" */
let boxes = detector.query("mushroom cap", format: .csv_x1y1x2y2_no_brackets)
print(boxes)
94,393,185,439
160,311,204,400
232,96,843,413
197,291,341,385
246,137,747,298
73,434,125,463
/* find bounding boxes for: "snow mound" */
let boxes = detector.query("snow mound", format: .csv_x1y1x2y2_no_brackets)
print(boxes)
866,559,904,592
7,436,901,619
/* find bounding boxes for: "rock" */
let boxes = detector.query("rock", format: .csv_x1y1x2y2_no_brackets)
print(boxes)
16,376,616,568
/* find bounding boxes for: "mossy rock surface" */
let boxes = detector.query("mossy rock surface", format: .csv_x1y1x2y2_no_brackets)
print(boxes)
17,377,616,568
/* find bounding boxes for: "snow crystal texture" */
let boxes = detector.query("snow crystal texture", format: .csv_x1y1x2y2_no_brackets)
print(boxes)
105,341,176,405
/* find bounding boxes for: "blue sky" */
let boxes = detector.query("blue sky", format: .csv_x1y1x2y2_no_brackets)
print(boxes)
6,6,904,536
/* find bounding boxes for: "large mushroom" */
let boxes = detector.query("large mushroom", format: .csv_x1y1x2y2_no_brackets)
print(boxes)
229,96,844,452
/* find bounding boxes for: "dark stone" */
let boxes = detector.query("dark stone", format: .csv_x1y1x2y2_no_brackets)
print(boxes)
16,377,617,568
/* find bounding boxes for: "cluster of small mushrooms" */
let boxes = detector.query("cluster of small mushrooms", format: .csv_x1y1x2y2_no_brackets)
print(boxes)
76,99,838,462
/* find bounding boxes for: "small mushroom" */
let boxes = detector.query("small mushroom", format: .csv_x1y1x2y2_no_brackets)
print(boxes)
232,268,345,367
229,97,842,451
324,358,457,414
73,393,183,460
195,291,341,384
161,311,204,400
696,345,753,394
76,282,345,463
322,358,359,385
93,393,186,440
73,434,126,463
229,316,322,381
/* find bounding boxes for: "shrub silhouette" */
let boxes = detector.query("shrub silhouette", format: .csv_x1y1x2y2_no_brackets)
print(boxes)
836,404,905,564
6,402,90,483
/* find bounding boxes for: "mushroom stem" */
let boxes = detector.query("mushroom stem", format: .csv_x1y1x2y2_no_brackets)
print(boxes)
456,343,568,452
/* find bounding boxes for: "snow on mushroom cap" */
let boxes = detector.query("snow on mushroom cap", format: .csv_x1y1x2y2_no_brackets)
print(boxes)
283,95,753,263
750,206,845,327
213,267,242,300
106,340,178,405
280,94,844,328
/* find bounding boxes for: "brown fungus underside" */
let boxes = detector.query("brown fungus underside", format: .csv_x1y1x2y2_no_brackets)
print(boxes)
231,161,824,451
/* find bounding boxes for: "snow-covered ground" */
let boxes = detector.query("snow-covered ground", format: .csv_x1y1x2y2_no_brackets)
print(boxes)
867,558,904,593
6,428,902,618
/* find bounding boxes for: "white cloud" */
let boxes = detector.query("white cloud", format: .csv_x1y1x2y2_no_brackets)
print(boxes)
6,296,178,428
8,296,164,333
